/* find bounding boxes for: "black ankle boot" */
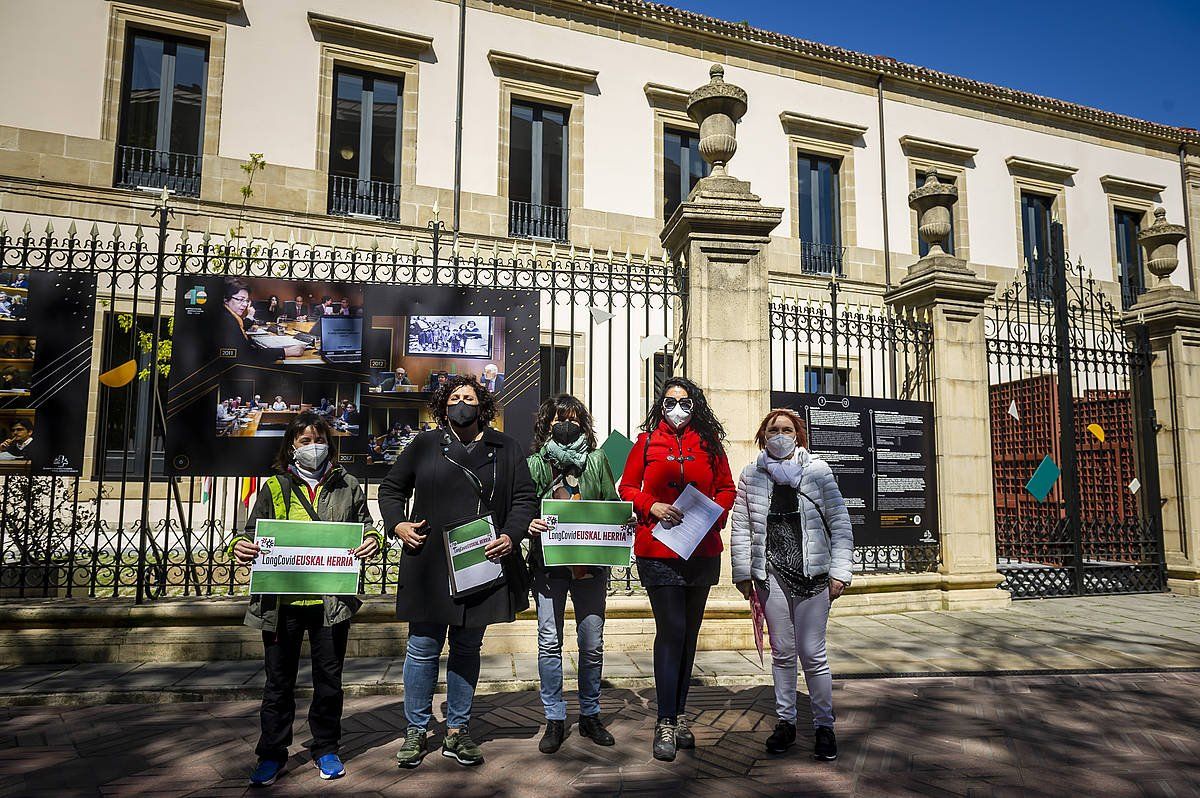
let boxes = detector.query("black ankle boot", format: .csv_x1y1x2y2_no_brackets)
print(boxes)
579,714,614,746
539,719,565,754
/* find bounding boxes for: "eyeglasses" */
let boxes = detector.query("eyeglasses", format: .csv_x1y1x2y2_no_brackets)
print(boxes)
662,397,693,412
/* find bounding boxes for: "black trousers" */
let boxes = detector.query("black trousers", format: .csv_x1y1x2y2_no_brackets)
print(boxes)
645,584,711,721
256,604,350,762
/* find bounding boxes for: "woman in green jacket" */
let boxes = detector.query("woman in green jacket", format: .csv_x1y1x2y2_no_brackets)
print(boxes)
526,394,621,754
229,411,383,786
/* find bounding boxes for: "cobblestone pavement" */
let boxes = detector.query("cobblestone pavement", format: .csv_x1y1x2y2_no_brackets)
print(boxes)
3,671,1199,797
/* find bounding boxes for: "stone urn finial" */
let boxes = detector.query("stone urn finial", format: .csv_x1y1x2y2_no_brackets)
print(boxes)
1138,206,1187,288
909,171,958,259
687,63,748,181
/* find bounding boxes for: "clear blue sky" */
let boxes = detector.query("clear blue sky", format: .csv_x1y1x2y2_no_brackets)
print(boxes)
670,0,1199,129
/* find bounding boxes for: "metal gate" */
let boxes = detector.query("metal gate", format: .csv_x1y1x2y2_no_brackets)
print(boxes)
986,221,1165,598
0,212,684,600
769,281,938,575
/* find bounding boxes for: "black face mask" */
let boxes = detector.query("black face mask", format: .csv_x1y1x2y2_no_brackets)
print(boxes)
551,420,583,445
447,402,480,427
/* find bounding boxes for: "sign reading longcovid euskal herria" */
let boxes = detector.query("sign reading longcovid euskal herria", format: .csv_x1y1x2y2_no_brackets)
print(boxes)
249,519,364,595
771,391,938,548
541,499,636,567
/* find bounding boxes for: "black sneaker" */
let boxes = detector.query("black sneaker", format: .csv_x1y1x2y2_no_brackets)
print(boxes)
395,727,428,769
674,716,694,750
765,720,796,754
813,726,837,761
539,719,565,754
652,719,677,762
442,728,484,766
579,714,614,746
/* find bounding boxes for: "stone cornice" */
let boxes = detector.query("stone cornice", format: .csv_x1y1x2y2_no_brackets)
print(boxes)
1122,285,1200,337
109,0,241,17
307,12,433,57
899,135,979,164
524,0,1200,147
779,111,867,142
1005,156,1078,183
487,50,598,89
643,82,691,114
884,259,997,314
1099,174,1167,199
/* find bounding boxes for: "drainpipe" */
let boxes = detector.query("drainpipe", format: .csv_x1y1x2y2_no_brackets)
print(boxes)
452,0,467,244
878,73,897,393
877,73,892,289
1180,142,1196,291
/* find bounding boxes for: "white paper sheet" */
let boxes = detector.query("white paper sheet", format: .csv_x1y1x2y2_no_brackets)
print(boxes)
651,483,724,559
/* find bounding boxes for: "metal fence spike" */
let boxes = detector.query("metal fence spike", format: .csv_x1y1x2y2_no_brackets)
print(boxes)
22,219,32,235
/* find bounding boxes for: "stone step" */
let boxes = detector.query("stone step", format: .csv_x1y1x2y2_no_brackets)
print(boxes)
0,596,757,664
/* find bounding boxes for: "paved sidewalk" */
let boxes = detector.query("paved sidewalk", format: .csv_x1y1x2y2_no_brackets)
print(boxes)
3,672,1199,796
1,594,1198,706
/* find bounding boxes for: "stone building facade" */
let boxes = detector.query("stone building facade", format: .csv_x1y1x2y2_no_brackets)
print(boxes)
2,0,1200,622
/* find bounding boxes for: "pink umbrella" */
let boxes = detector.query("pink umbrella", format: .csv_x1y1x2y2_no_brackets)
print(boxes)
749,589,766,667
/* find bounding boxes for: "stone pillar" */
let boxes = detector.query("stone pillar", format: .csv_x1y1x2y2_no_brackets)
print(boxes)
1127,209,1200,595
884,174,1010,610
661,65,783,592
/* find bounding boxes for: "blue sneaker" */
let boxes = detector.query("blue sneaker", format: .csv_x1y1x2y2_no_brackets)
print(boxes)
314,753,345,780
249,759,285,786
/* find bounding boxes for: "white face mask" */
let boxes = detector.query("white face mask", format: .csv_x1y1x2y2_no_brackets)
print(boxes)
765,433,797,459
293,442,329,471
664,405,692,429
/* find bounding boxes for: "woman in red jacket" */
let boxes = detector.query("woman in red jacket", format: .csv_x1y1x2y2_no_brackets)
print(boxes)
619,377,735,762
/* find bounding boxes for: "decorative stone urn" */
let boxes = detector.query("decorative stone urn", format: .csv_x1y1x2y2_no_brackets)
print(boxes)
683,64,755,200
1138,206,1188,288
909,171,958,258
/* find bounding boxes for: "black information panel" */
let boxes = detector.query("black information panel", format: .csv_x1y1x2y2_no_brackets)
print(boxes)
0,270,97,476
771,391,937,547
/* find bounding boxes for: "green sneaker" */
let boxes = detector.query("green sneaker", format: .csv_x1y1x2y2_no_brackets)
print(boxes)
442,728,484,766
395,727,428,769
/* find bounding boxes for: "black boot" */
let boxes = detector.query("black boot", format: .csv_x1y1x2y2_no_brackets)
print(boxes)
578,714,615,746
813,726,838,761
652,719,677,762
539,719,565,754
765,720,796,754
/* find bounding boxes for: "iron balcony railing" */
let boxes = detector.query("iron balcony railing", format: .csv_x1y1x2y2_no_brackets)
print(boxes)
328,175,400,221
114,145,201,197
800,240,844,275
509,199,569,241
1120,280,1146,311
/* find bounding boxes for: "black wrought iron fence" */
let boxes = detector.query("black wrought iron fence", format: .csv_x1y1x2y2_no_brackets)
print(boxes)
0,214,684,600
770,287,939,574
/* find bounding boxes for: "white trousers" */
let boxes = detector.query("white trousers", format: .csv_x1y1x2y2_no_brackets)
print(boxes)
757,570,834,728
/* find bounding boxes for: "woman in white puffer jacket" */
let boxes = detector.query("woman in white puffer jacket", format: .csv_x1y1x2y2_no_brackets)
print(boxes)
731,408,853,762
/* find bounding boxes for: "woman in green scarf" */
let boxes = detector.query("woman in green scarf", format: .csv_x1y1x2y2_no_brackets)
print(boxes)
526,394,620,754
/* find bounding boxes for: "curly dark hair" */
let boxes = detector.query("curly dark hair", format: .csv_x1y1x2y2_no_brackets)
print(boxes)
640,376,726,462
531,394,598,452
272,410,334,472
429,375,497,427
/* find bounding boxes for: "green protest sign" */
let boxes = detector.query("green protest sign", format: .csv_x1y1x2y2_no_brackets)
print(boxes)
445,514,503,596
249,519,364,596
541,499,635,567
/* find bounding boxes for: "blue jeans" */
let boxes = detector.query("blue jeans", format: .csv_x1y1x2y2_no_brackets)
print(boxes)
402,622,487,730
534,569,608,721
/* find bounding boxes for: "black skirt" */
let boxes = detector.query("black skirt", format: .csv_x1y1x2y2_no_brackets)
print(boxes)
637,555,721,588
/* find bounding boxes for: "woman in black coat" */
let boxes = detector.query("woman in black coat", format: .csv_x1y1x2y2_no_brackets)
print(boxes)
379,375,536,770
